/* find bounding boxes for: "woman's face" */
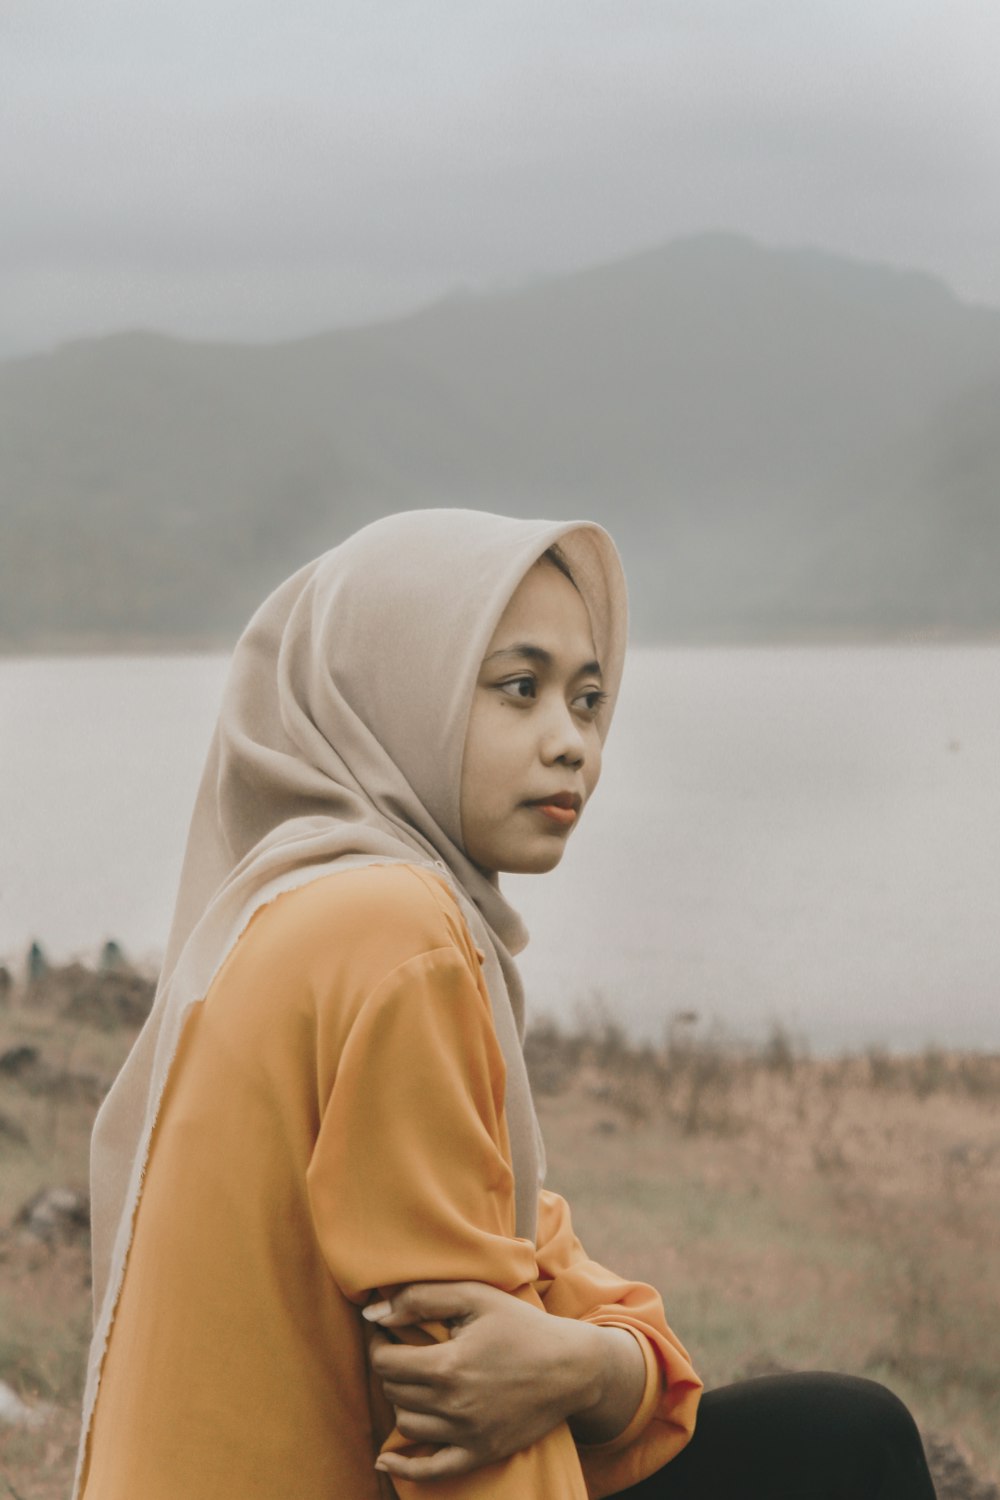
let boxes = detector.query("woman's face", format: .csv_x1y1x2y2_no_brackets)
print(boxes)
460,558,606,874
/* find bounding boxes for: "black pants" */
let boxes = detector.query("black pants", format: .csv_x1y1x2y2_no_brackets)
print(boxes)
612,1373,937,1499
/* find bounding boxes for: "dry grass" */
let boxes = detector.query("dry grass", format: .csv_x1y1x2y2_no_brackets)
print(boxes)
530,1012,1000,1491
0,965,142,1500
2,971,998,1497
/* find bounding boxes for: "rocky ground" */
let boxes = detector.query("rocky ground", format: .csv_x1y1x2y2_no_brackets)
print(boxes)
1,958,997,1497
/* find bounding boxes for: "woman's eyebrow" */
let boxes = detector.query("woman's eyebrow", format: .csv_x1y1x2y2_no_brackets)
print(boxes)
483,643,603,679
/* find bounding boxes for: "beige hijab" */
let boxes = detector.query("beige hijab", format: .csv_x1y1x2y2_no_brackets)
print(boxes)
76,507,628,1496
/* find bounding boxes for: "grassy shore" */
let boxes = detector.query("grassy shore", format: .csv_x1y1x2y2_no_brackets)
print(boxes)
1,965,998,1499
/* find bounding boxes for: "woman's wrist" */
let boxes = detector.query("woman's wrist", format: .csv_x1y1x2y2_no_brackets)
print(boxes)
565,1323,649,1446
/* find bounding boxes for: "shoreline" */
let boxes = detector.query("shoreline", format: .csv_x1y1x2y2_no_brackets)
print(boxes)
3,953,999,1062
4,629,1000,658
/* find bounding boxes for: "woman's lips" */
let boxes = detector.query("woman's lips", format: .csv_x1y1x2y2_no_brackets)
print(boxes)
527,801,578,826
540,805,576,826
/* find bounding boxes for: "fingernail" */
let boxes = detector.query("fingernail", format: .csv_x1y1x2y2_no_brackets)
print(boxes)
363,1299,393,1323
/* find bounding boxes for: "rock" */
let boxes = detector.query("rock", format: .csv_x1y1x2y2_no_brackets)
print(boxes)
923,1432,999,1500
14,1186,90,1245
0,1045,40,1078
0,1379,52,1429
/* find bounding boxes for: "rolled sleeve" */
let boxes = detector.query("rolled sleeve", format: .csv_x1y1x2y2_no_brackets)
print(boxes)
534,1190,703,1498
306,946,589,1499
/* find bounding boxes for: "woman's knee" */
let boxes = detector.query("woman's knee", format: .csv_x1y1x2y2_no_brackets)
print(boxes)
822,1374,934,1493
841,1375,923,1444
726,1372,930,1478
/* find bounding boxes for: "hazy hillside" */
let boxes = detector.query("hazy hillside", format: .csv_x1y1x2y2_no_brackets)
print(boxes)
3,233,999,646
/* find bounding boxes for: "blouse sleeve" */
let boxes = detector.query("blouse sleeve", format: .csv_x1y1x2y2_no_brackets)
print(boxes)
305,943,590,1499
533,1189,702,1498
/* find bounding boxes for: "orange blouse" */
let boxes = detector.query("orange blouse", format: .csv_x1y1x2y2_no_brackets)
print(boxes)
80,863,700,1499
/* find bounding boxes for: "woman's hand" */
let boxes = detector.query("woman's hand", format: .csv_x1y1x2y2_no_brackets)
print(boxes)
364,1281,647,1483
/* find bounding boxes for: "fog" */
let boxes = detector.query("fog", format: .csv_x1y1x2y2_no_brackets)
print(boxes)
4,0,1000,355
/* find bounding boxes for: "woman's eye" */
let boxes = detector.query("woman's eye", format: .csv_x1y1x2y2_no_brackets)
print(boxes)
575,688,609,717
498,675,536,701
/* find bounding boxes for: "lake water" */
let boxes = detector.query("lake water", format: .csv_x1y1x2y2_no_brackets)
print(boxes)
2,647,998,1053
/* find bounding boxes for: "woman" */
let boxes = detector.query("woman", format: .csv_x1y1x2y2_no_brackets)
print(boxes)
74,509,936,1498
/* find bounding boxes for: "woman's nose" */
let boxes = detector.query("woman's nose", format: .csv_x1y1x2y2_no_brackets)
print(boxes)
539,701,587,767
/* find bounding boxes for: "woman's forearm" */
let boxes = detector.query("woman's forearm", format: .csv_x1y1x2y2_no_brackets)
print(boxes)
367,1282,653,1482
565,1322,649,1446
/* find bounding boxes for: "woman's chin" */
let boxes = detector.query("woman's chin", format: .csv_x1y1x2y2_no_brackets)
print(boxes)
498,839,568,876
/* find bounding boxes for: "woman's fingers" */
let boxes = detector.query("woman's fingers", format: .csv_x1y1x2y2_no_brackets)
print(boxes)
378,1380,445,1413
368,1329,452,1387
364,1280,486,1329
392,1407,458,1446
365,1281,592,1479
376,1446,477,1483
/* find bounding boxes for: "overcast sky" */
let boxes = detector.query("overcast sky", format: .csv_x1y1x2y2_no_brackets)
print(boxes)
4,0,999,358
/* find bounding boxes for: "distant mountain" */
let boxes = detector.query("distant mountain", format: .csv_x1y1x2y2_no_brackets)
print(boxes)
2,232,999,647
